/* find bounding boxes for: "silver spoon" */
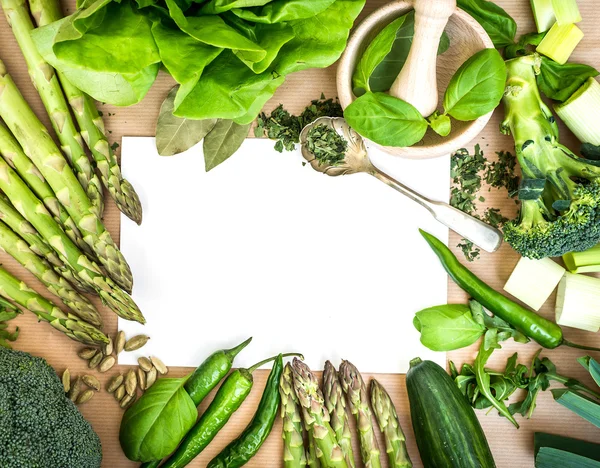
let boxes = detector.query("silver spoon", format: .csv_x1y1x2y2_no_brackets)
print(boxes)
299,117,503,253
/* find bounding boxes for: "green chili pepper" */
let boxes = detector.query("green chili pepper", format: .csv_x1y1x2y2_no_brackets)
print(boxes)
162,353,303,468
420,229,569,349
207,354,284,468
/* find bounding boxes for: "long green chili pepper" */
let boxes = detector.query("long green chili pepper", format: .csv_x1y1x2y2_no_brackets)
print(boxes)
162,353,303,468
140,337,253,468
420,229,600,352
207,355,284,468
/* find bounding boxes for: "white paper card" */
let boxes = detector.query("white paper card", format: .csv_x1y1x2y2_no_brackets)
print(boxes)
118,137,449,373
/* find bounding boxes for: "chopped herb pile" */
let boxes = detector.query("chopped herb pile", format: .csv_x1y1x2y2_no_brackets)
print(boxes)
305,125,348,167
450,144,520,261
255,95,343,153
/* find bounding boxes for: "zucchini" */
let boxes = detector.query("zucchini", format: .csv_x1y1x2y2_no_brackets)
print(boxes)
406,358,496,468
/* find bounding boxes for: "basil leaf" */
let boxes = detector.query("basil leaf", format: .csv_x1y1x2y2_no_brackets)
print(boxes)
428,112,451,137
156,86,218,156
457,0,517,48
537,58,599,102
368,11,450,93
505,32,546,59
343,92,428,147
352,15,409,96
119,376,197,462
203,120,251,171
443,48,506,121
413,304,485,351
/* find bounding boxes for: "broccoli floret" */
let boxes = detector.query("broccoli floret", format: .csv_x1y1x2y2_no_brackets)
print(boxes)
501,55,600,259
0,347,102,467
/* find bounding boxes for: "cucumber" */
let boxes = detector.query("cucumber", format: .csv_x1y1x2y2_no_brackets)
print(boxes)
406,358,496,468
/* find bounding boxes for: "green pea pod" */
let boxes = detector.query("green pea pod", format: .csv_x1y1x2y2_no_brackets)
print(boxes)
207,355,284,468
162,353,302,468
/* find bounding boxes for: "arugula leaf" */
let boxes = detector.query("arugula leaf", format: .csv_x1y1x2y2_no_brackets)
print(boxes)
457,0,517,48
537,58,600,102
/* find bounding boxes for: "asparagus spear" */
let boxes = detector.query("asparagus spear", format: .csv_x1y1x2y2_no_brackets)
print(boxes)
339,360,382,468
0,136,144,323
0,0,104,218
280,363,308,468
0,266,108,345
0,219,102,326
370,379,412,468
0,60,133,293
0,121,95,260
29,0,143,225
0,193,93,295
307,431,321,468
291,358,349,468
323,361,356,468
0,297,20,348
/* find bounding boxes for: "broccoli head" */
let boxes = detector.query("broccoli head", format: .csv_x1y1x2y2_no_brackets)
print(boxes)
501,55,600,259
0,347,102,467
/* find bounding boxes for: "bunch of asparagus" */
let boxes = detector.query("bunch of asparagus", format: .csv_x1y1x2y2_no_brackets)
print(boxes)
0,0,144,344
283,358,412,468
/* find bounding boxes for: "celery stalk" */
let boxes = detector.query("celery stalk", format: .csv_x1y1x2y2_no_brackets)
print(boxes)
563,243,600,273
537,23,584,65
555,78,600,145
503,257,565,310
551,0,582,26
531,0,556,33
555,273,600,332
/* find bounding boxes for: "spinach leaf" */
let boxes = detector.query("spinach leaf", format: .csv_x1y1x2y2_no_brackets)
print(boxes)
119,376,197,462
537,58,599,102
352,15,409,96
457,0,517,48
156,87,218,156
368,11,450,93
413,304,485,351
343,92,428,147
203,120,252,171
443,48,506,121
230,0,337,24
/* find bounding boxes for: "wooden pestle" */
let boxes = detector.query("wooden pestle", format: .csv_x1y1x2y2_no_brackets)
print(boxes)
389,0,456,117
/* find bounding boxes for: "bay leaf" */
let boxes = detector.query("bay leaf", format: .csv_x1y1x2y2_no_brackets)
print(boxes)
156,86,217,156
203,120,252,171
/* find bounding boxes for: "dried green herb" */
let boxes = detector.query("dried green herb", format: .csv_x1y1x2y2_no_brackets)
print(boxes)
484,150,519,196
305,125,348,167
255,95,343,153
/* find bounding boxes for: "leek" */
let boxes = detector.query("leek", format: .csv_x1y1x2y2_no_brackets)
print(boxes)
536,448,600,468
551,389,600,428
503,257,565,310
563,243,600,273
551,0,582,26
555,78,600,145
537,22,584,65
535,432,600,464
555,273,600,332
531,0,556,33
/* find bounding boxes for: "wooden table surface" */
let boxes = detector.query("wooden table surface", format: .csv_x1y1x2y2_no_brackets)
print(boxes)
1,1,600,467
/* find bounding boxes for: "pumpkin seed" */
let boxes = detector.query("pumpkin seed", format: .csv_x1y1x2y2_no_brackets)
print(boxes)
151,356,168,375
107,374,124,393
120,393,136,409
116,330,126,355
78,347,97,360
138,356,152,372
69,377,83,402
125,369,137,396
99,355,116,373
88,352,102,369
103,336,113,356
77,389,95,405
114,384,125,401
62,369,71,393
146,367,157,389
137,367,147,390
82,374,100,391
124,334,150,352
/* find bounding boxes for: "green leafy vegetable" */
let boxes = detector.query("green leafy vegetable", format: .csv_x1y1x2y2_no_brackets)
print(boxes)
305,124,348,166
428,112,451,137
537,57,600,102
156,86,218,156
457,0,517,48
504,32,546,59
119,376,198,462
203,120,252,171
443,48,506,121
343,92,428,147
230,0,337,24
552,389,600,428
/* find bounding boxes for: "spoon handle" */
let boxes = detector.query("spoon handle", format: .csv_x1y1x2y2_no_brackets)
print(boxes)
370,168,503,253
